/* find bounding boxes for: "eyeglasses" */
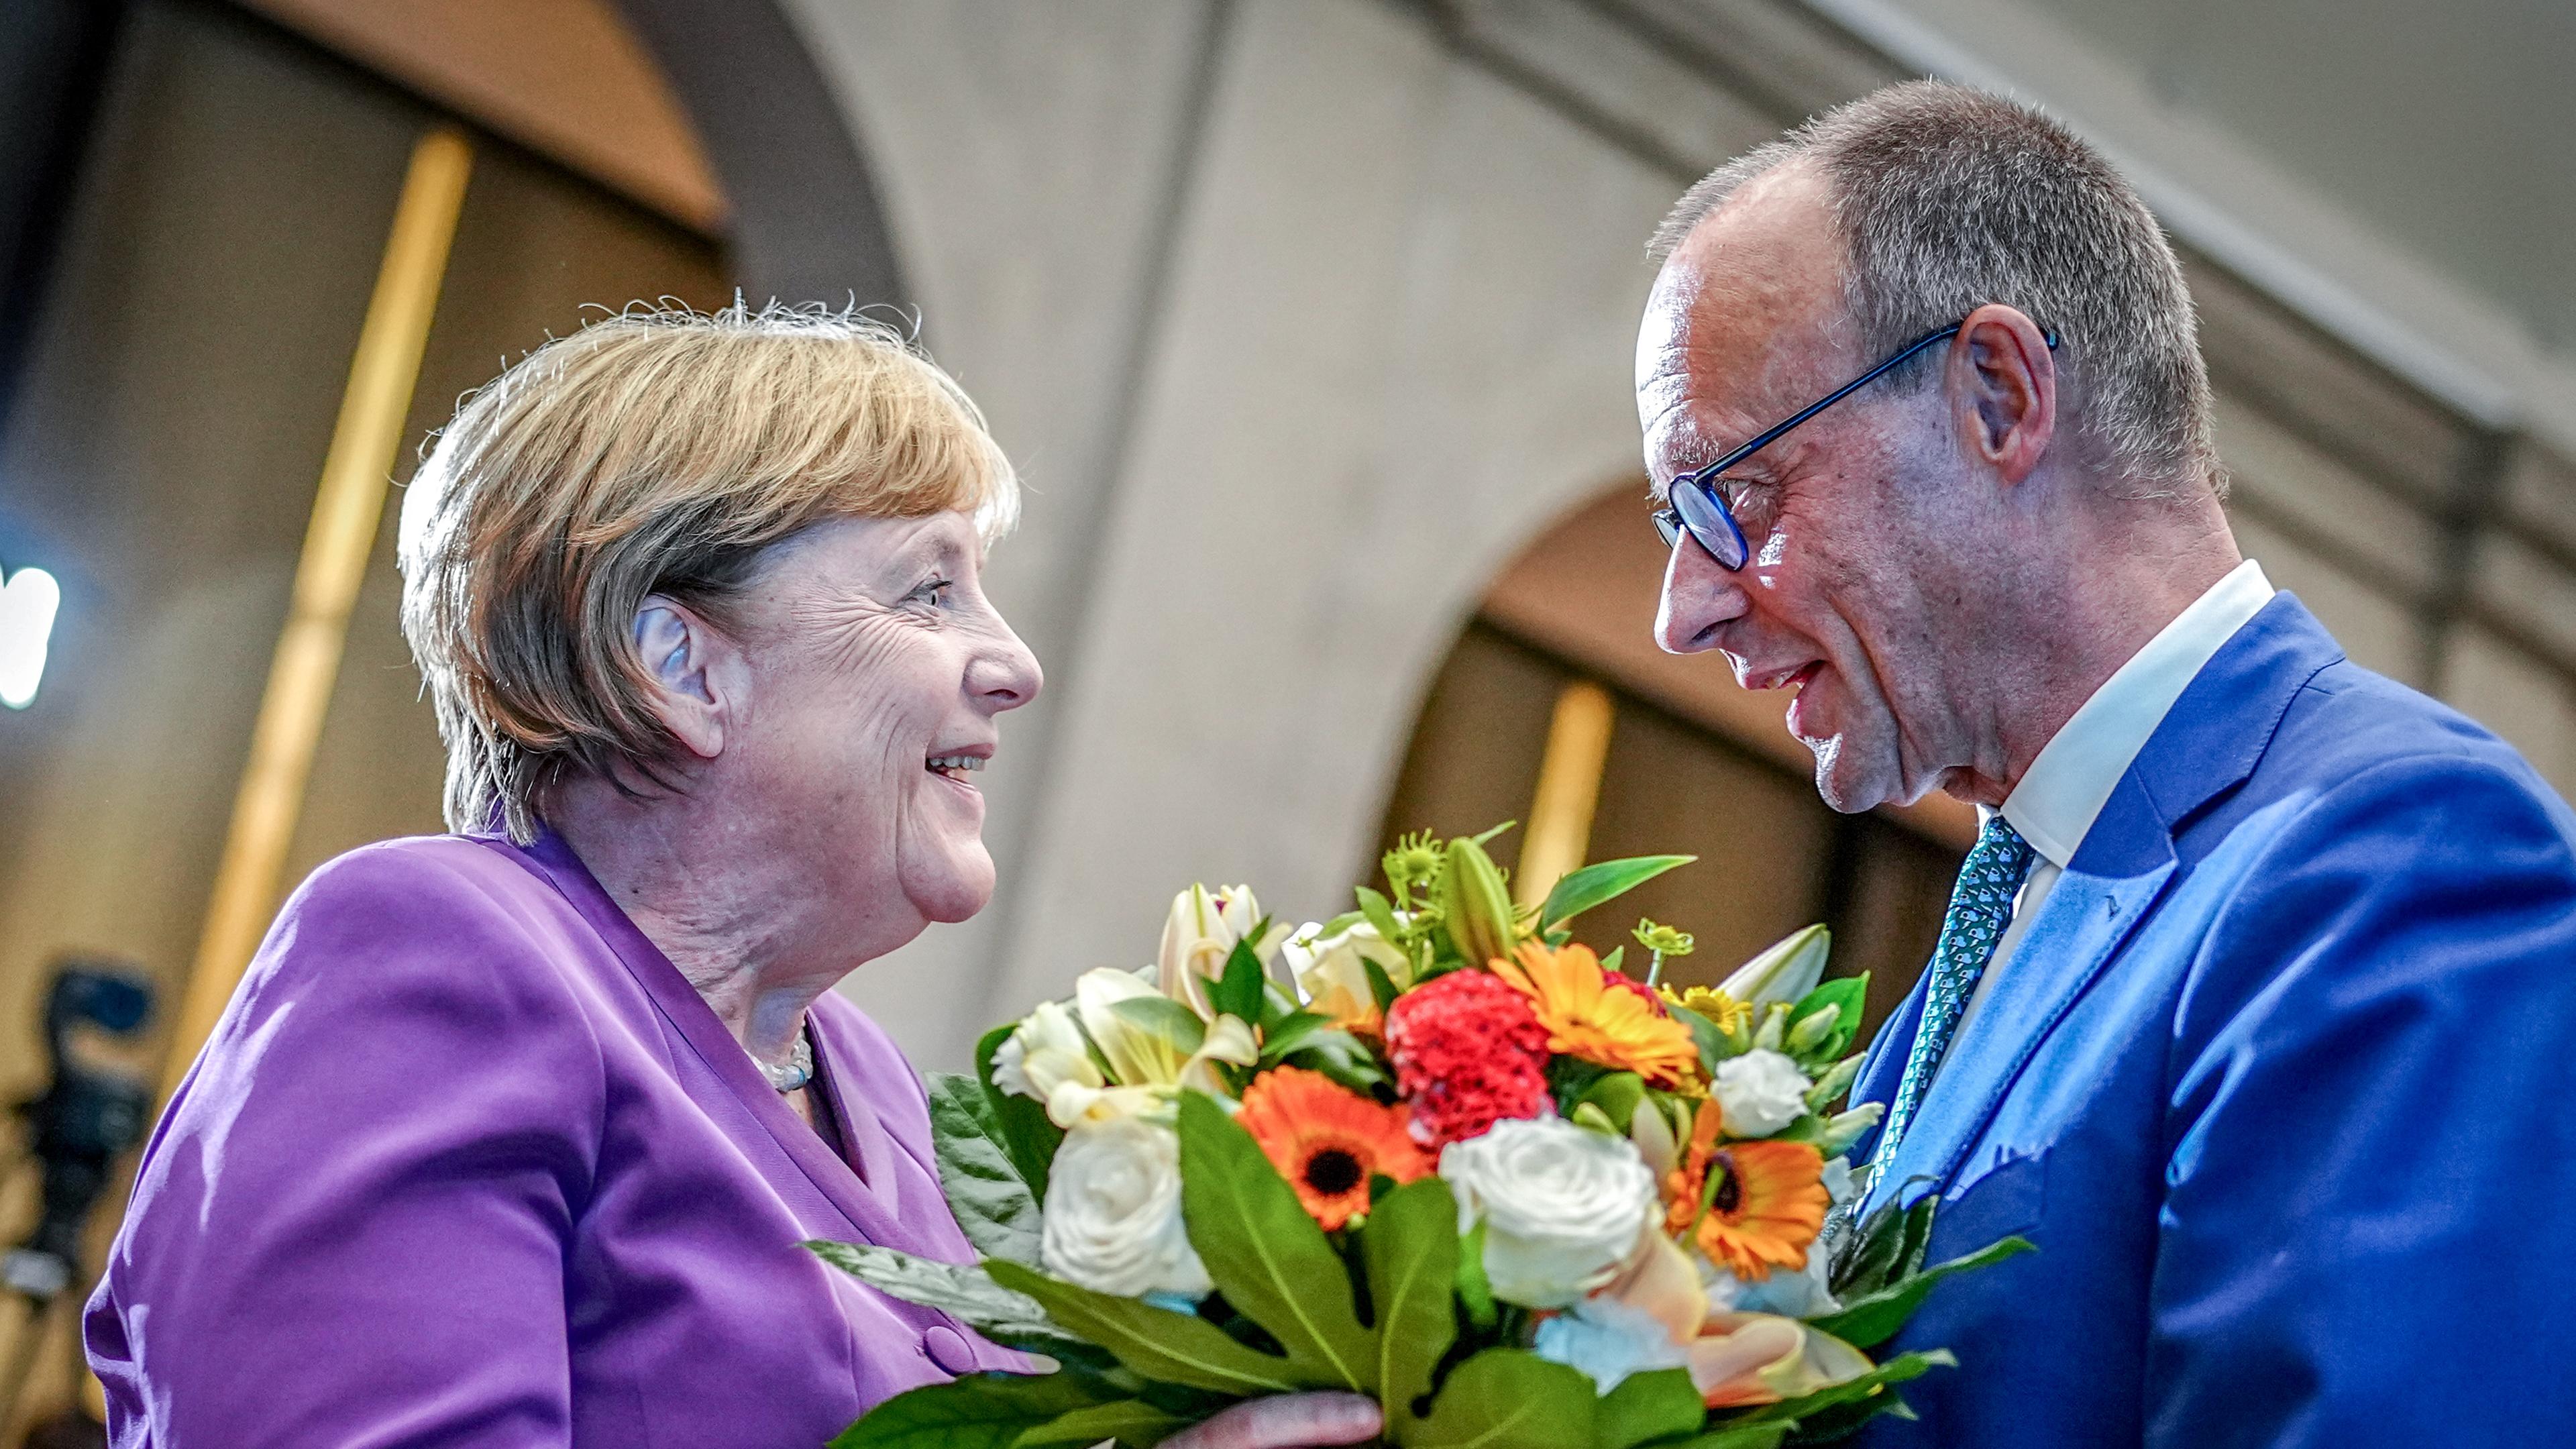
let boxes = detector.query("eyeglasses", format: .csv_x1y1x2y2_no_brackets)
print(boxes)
1653,321,2059,568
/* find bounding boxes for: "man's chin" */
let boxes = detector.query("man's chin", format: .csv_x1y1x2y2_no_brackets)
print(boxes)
1807,738,1901,815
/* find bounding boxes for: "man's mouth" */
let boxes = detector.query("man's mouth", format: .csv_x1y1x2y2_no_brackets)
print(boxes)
1743,661,1823,693
927,752,988,783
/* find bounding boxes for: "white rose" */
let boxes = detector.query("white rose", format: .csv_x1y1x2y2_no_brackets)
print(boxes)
1713,1049,1813,1137
1532,1295,1690,1395
1040,1118,1212,1299
1441,1116,1659,1308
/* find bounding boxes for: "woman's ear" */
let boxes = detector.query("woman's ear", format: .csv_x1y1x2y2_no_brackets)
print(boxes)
633,595,738,759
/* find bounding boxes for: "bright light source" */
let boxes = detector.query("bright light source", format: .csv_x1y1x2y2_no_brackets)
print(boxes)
0,566,61,708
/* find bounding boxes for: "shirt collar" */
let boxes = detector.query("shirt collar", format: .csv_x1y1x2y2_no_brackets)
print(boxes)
2000,559,2275,867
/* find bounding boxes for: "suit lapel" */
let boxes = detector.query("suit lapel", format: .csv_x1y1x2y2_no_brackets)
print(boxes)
1854,594,2348,1216
1862,778,2176,1214
493,830,906,1248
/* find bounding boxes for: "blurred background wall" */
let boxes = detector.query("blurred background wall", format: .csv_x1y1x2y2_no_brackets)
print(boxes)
0,0,2571,1430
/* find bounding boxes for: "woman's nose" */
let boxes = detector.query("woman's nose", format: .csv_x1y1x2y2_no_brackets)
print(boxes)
969,625,1043,713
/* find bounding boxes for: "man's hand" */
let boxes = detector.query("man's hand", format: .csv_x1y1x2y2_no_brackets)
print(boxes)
1159,1392,1382,1449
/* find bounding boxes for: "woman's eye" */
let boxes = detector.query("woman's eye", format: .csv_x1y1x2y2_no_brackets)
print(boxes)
908,578,953,608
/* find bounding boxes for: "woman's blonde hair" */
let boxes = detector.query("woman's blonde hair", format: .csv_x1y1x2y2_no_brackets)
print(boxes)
397,301,1018,842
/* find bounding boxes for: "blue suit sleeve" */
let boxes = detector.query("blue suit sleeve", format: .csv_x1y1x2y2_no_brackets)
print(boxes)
2146,755,2576,1448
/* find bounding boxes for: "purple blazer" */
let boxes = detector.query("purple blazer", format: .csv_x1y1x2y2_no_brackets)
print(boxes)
85,830,1022,1446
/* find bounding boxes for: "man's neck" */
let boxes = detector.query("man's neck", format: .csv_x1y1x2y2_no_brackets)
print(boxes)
1944,500,2241,807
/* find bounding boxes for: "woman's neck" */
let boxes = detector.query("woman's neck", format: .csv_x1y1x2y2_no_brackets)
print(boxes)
547,776,850,1065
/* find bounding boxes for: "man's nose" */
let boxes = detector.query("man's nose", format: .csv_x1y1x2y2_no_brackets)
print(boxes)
1654,536,1748,655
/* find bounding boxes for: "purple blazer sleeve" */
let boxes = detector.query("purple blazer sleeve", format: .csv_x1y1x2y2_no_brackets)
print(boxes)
92,843,604,1446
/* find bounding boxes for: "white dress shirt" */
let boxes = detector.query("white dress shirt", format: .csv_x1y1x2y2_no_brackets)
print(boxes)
1949,559,2276,1044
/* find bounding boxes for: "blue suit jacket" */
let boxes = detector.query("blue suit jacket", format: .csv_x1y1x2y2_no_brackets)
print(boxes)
1846,594,2576,1448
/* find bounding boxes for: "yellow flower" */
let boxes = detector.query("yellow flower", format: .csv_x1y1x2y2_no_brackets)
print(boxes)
1659,985,1753,1039
1491,942,1701,1089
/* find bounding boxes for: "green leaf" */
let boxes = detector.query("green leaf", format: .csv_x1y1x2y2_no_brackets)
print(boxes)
1539,855,1695,929
1285,1028,1389,1093
924,1073,1047,1267
1364,957,1403,1016
1784,977,1867,1064
1405,1349,1595,1449
1667,1004,1737,1076
1596,1368,1703,1449
1811,1236,2034,1349
1016,1399,1192,1448
976,1024,1064,1202
1579,1071,1647,1131
828,1369,1111,1449
1175,1092,1377,1391
1894,1199,1939,1281
1829,1196,1930,1299
804,1241,1063,1342
1454,1218,1497,1332
1109,996,1208,1055
1469,820,1517,846
1730,1349,1952,1428
1355,886,1406,949
1212,939,1268,1024
1258,1011,1332,1065
1665,1424,1791,1449
1360,1181,1459,1428
1599,945,1627,976
983,1259,1305,1395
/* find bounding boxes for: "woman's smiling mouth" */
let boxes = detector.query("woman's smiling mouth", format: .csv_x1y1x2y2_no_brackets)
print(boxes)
927,752,985,783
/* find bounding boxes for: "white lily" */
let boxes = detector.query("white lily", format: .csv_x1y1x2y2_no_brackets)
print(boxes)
1073,966,1258,1104
1282,918,1410,1028
1718,924,1832,1012
1157,883,1290,1018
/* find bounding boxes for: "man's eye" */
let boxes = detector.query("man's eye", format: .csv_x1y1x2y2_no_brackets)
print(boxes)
908,578,953,608
1718,477,1774,524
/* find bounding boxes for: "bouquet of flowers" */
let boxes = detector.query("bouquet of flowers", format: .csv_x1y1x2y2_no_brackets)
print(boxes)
814,826,2027,1448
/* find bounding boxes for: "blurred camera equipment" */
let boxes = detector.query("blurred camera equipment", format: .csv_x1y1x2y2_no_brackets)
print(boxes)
0,961,152,1433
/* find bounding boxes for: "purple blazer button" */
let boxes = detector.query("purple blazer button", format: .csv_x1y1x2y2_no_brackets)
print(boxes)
922,1325,977,1375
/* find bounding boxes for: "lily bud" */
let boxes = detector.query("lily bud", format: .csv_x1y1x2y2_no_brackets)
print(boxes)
1719,924,1831,1012
1754,1002,1790,1053
1786,1004,1841,1056
1439,836,1517,966
1813,1102,1884,1157
1628,1095,1680,1179
1803,1053,1863,1112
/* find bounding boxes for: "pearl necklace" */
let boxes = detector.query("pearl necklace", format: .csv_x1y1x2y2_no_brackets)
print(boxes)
758,1031,814,1093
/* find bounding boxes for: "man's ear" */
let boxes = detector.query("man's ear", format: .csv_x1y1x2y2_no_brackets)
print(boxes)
632,594,740,759
1948,303,2057,486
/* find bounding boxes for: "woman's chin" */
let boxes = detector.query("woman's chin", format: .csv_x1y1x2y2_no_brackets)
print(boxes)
902,847,997,924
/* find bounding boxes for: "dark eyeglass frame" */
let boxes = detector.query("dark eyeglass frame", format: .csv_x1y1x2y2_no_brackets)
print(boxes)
1653,321,2060,568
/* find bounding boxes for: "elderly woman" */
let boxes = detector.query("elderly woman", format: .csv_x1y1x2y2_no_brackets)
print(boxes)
84,307,1375,1448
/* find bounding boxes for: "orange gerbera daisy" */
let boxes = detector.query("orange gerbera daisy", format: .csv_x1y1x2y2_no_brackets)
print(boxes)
1236,1066,1431,1230
1664,1099,1829,1279
1491,942,1701,1089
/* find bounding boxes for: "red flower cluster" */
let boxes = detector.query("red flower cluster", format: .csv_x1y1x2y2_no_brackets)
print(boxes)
1383,968,1553,1149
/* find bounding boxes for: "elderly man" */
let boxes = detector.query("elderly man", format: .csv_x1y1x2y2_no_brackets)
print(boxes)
1642,81,2576,1447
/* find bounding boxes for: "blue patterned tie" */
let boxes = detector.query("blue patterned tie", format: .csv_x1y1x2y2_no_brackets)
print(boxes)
1874,814,2034,1166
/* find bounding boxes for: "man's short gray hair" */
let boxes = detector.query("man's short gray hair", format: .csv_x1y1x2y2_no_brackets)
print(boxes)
1652,80,2219,496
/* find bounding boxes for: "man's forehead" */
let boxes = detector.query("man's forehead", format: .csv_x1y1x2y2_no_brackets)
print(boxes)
1637,166,1846,427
